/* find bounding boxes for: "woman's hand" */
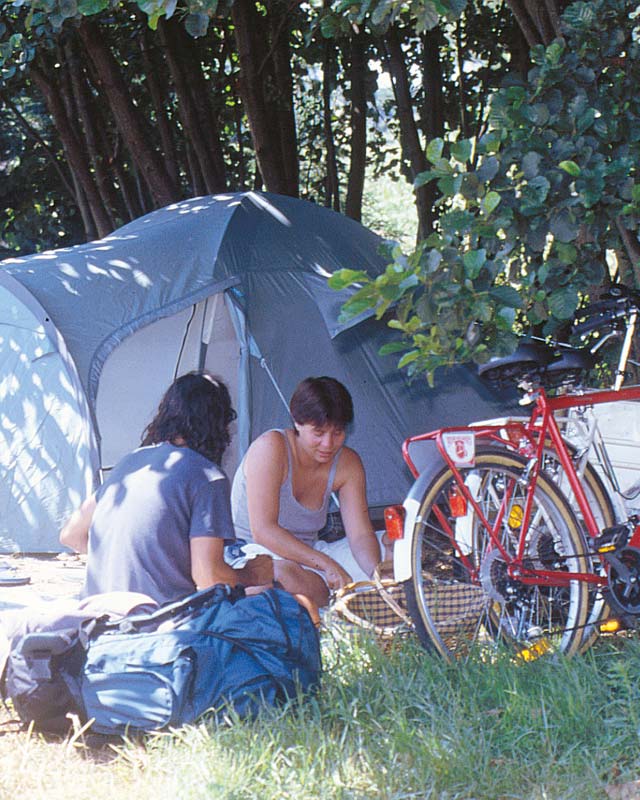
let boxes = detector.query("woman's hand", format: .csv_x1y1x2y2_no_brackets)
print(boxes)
321,560,352,591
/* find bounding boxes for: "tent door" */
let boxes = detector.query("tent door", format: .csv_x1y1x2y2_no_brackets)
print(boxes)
95,294,242,479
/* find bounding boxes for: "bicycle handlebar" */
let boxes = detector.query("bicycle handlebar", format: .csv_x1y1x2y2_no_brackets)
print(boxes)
571,285,640,337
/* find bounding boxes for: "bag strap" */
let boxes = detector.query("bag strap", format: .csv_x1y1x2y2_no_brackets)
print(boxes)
88,583,245,638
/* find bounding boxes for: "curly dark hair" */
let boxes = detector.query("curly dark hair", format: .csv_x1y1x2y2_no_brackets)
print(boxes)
141,372,237,464
289,376,354,431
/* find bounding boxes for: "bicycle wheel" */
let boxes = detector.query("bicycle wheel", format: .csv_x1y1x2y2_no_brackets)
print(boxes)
404,447,590,661
540,448,616,650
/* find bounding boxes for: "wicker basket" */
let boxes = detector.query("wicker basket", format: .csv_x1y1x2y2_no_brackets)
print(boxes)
330,562,412,649
331,563,486,649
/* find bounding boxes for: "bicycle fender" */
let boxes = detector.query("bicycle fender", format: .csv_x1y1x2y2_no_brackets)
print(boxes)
394,442,447,583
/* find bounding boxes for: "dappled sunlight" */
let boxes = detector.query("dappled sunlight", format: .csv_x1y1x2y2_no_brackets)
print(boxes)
0,287,96,552
58,263,80,279
246,191,292,226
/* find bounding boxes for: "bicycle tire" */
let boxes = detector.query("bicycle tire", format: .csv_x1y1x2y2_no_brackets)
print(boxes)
404,447,590,661
539,448,616,650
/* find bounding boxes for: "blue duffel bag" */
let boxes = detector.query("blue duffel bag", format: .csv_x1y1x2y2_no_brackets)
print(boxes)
3,584,321,736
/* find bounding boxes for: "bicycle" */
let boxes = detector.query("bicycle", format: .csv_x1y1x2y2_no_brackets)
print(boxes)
389,285,640,661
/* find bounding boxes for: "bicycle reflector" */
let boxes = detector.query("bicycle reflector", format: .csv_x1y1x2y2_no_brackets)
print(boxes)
508,504,524,530
384,505,405,540
448,485,467,517
599,618,622,634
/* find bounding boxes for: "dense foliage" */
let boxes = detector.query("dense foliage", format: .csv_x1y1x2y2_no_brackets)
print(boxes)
1,0,639,379
330,0,640,380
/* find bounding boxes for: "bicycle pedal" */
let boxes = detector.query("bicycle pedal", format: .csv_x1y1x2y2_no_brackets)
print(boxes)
596,523,632,553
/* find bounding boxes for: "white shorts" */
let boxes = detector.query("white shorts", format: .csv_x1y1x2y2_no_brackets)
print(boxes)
225,531,385,585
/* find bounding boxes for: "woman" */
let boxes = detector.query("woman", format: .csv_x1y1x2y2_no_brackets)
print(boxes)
60,371,271,604
230,376,384,607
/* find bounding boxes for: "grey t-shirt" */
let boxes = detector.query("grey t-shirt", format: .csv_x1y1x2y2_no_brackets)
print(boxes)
231,429,340,548
83,442,234,604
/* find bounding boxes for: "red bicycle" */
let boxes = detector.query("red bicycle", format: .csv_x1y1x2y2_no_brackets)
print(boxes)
390,286,640,660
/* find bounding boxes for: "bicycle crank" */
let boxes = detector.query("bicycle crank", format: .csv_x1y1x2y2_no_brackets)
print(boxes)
604,546,640,620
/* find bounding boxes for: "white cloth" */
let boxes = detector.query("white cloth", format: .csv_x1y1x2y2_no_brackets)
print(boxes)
225,531,385,585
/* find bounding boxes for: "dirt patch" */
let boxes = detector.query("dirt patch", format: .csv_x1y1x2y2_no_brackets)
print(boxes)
0,553,86,605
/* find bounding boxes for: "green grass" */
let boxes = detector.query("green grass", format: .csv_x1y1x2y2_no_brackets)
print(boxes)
2,629,640,799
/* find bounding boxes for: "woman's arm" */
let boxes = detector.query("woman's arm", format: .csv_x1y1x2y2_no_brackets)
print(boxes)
59,494,97,554
335,448,381,579
244,431,351,589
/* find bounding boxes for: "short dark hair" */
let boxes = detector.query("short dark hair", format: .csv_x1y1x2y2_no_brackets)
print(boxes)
141,372,236,464
289,376,354,430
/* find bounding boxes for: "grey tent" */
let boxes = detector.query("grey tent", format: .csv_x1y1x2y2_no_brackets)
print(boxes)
0,192,509,552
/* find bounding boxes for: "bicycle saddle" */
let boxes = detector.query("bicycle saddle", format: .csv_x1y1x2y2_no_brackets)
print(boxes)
477,340,555,387
543,347,596,388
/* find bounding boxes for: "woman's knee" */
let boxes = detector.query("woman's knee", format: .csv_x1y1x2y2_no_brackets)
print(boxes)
274,561,329,606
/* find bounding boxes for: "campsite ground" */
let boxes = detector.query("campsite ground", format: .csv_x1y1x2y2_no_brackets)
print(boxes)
3,558,640,799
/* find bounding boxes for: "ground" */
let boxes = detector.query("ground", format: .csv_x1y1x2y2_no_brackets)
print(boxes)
0,553,86,608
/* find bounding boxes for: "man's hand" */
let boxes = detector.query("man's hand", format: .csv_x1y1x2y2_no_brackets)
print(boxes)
237,554,274,587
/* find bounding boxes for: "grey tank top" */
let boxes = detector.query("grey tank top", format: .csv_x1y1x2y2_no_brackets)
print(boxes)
231,429,341,548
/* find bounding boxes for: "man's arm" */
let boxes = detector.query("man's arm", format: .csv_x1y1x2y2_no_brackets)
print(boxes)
190,537,273,589
59,494,97,554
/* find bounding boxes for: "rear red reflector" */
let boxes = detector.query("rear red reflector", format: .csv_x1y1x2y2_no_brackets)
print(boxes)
448,485,467,517
384,505,405,540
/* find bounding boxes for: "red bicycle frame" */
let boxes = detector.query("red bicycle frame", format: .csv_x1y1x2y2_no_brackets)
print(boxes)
401,384,640,589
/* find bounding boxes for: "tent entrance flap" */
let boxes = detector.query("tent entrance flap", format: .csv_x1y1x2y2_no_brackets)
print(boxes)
96,294,242,479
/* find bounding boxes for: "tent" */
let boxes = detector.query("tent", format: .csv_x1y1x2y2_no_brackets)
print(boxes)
0,192,511,552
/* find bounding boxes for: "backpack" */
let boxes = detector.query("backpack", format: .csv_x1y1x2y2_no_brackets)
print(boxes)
1,584,321,735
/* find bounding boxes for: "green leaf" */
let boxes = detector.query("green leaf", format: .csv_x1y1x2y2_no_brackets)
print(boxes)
481,191,501,216
77,0,108,13
490,285,523,308
451,139,472,164
463,249,486,279
476,156,499,182
426,138,444,165
379,341,409,355
522,151,542,179
184,12,209,37
414,170,436,188
59,0,78,18
414,1,440,31
437,174,462,196
548,286,579,319
549,210,578,243
559,160,581,177
397,350,420,368
328,269,370,290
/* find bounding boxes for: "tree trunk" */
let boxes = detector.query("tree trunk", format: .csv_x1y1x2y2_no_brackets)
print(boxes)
69,169,98,242
383,26,431,240
505,0,566,47
345,33,368,222
231,0,298,196
267,2,298,196
159,19,227,194
138,27,181,193
419,27,445,236
322,38,340,211
77,18,178,207
65,35,121,229
222,25,248,188
30,58,111,239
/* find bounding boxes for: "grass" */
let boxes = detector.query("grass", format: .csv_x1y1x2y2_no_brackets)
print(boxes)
2,627,640,800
